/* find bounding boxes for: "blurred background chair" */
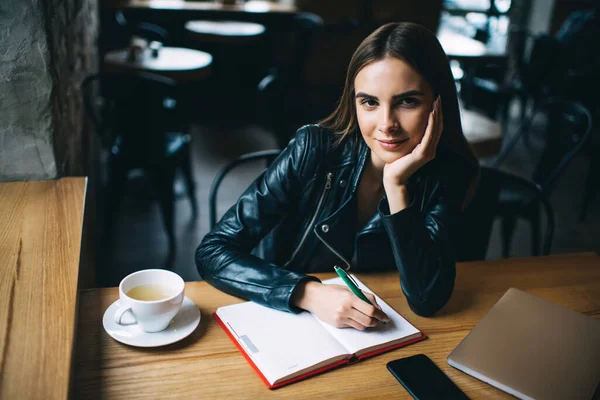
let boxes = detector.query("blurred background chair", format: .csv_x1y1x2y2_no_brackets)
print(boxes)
491,98,592,257
209,150,281,230
184,19,268,125
208,149,281,259
457,166,555,261
82,71,197,261
461,31,561,125
114,10,169,44
256,12,324,148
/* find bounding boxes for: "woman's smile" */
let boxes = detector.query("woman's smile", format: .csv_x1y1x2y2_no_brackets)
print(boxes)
375,137,410,150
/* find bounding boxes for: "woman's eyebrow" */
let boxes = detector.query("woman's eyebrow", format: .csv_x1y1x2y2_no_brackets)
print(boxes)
355,90,425,100
392,90,425,100
355,92,377,99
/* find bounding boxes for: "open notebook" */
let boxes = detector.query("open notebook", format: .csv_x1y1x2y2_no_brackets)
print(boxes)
214,275,426,389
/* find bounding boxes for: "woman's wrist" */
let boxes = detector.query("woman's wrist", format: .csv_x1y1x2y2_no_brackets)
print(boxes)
384,184,411,214
291,280,321,311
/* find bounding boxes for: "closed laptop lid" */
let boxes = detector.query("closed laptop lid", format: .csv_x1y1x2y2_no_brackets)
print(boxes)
447,288,600,400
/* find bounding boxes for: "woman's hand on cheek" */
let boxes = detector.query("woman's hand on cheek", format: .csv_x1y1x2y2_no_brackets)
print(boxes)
383,96,443,190
292,281,390,330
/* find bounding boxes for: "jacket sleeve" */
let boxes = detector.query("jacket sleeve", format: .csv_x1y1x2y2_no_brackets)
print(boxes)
195,126,320,313
378,176,465,317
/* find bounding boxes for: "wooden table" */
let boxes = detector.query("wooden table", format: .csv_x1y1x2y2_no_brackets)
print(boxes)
106,0,298,14
0,178,87,400
461,107,503,158
438,29,507,62
74,252,600,399
104,47,213,82
185,20,266,44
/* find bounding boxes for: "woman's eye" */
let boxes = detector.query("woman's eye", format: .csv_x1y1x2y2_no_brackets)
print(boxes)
398,97,419,107
361,99,378,107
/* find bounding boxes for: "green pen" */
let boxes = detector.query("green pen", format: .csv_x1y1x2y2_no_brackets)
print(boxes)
334,266,387,325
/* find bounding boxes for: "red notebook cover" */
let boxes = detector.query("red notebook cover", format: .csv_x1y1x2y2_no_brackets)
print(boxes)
213,312,427,389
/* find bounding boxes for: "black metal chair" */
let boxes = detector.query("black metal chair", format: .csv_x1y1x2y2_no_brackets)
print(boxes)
81,71,197,260
461,33,561,124
209,150,281,230
491,98,591,257
456,166,555,261
256,12,324,148
114,11,168,43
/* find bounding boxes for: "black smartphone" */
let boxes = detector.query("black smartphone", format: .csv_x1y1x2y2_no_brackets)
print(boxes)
387,354,469,400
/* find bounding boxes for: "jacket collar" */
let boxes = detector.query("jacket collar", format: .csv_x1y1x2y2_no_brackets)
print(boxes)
326,131,369,191
321,133,384,234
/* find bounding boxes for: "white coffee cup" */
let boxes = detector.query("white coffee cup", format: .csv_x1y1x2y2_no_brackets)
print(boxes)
114,269,185,333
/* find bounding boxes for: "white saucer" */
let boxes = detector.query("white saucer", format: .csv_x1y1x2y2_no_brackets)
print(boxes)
103,296,201,347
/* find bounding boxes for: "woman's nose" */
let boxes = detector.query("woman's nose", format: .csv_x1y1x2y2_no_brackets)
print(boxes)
377,108,399,134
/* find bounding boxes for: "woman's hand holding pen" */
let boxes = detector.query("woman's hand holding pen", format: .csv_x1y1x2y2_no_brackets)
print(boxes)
292,281,390,330
383,96,444,213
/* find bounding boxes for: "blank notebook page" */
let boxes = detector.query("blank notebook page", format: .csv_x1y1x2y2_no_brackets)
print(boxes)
217,301,349,384
318,276,420,355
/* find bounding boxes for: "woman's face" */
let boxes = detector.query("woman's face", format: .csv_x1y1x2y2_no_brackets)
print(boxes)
354,57,435,170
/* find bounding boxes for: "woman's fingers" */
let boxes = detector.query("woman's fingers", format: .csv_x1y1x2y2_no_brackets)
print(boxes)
363,292,381,310
351,293,390,323
421,105,436,151
342,316,370,330
433,97,443,146
345,308,378,329
424,96,442,158
418,115,436,162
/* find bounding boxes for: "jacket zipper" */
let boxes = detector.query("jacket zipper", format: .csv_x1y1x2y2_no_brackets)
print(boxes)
284,172,333,268
314,228,352,271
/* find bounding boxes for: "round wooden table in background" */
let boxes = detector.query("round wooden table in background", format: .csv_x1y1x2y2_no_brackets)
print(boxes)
185,20,266,44
437,30,507,62
104,47,213,82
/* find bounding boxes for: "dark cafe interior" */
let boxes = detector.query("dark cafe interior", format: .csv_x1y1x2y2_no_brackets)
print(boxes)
1,0,600,398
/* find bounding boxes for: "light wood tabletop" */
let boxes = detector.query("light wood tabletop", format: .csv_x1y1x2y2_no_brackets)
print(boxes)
0,178,87,400
104,47,213,82
74,252,600,399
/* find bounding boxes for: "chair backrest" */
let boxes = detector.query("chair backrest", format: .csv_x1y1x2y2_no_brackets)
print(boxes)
289,12,324,78
521,34,562,93
81,71,180,163
493,97,592,195
456,166,555,261
115,11,168,43
255,12,324,147
209,150,282,230
531,98,592,194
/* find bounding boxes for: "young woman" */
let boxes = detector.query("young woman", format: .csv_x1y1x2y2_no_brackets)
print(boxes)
196,22,479,329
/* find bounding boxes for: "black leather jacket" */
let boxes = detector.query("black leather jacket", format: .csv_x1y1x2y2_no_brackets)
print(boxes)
196,124,473,317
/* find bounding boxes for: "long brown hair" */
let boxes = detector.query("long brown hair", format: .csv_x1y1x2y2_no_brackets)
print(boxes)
320,22,479,193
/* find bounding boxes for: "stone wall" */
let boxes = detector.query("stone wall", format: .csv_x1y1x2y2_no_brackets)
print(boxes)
0,0,98,180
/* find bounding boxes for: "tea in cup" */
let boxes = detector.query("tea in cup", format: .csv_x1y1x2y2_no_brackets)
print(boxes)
114,269,185,333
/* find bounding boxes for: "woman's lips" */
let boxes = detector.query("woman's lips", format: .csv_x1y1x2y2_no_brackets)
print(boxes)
376,137,409,150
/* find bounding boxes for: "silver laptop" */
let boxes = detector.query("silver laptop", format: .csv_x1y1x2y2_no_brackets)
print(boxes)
447,288,600,400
